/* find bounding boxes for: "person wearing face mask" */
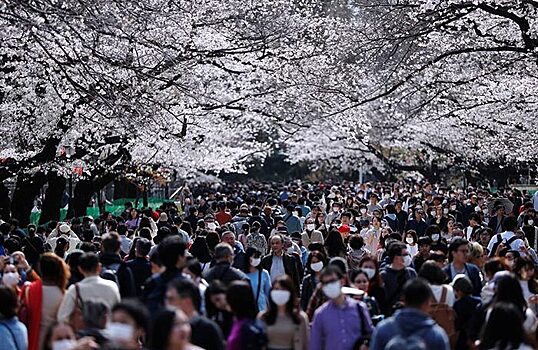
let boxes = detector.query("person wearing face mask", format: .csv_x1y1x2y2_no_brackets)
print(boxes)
259,275,309,350
350,269,382,323
300,251,326,311
2,262,21,293
522,213,538,250
405,209,428,237
45,322,97,350
443,238,482,297
244,221,268,256
309,266,373,350
404,230,418,257
109,300,149,350
325,203,342,226
346,235,370,271
243,248,272,313
380,242,417,315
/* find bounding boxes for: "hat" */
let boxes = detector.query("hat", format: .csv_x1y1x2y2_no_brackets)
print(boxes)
277,226,289,234
240,204,249,211
59,224,71,234
159,212,168,222
451,274,473,295
290,232,302,241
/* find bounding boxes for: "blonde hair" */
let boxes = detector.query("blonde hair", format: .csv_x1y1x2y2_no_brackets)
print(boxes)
469,241,484,261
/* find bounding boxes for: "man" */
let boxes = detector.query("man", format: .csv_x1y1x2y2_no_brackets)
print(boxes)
215,201,232,226
116,223,132,256
383,204,399,233
370,278,450,350
143,236,188,314
310,266,373,350
126,238,152,297
220,231,245,269
166,279,225,350
367,193,382,214
261,234,300,293
325,202,342,226
487,216,525,257
340,212,357,232
412,236,432,272
405,209,428,237
283,204,302,233
443,238,482,296
380,242,417,314
99,232,136,298
57,252,120,323
488,205,507,234
464,213,482,241
203,243,248,285
248,206,269,239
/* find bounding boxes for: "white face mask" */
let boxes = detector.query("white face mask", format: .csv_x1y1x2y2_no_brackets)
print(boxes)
106,322,134,343
450,205,456,211
333,207,340,213
250,258,261,267
270,290,291,305
430,211,436,217
360,208,367,214
362,268,376,280
322,281,341,299
207,222,217,230
431,234,440,241
406,237,414,245
52,339,77,350
443,208,449,215
2,272,19,287
529,220,534,226
310,261,324,272
403,255,412,267
306,224,316,231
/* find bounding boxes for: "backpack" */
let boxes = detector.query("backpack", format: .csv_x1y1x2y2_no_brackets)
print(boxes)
239,318,268,349
428,286,457,346
490,234,518,257
100,262,121,286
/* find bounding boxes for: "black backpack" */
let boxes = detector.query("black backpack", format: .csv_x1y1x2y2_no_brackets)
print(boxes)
489,234,518,257
100,262,121,286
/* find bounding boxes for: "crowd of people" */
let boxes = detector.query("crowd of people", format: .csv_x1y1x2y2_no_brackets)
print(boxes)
1,180,538,350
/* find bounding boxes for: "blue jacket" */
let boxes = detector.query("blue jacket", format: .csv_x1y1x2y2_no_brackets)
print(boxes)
0,317,28,350
443,263,482,296
370,308,449,350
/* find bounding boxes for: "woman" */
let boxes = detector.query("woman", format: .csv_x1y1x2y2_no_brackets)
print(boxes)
468,242,487,272
514,258,538,314
358,256,388,316
184,258,210,315
226,280,266,350
53,236,69,259
0,285,27,350
418,261,455,306
149,308,202,350
109,300,149,350
478,227,493,250
2,261,21,294
189,235,213,273
300,251,326,311
362,216,381,254
315,212,328,239
65,250,84,285
445,217,455,239
324,229,346,258
21,253,70,350
205,231,221,256
243,248,271,313
126,209,141,230
205,281,234,339
478,302,534,350
259,275,309,350
404,230,418,257
349,269,381,322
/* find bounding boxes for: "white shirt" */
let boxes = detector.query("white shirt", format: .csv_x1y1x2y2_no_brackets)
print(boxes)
430,284,455,307
486,231,525,255
57,276,120,323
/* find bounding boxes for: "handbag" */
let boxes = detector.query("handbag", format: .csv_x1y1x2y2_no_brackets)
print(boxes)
353,303,372,350
69,283,85,332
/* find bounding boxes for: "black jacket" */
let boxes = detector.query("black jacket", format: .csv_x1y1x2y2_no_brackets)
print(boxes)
261,253,300,294
203,261,248,285
126,257,152,297
99,253,136,298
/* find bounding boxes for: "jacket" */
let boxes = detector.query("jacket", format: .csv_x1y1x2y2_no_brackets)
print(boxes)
443,263,482,297
301,230,324,247
99,252,136,298
203,261,248,285
370,308,450,350
261,253,300,294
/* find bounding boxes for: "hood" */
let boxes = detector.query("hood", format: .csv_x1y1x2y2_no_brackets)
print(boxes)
393,309,436,334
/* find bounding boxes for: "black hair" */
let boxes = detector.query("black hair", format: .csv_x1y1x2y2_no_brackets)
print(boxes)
320,265,344,280
504,216,518,232
478,302,527,350
348,235,365,250
418,261,449,285
403,278,432,308
226,281,257,319
387,241,406,263
261,275,300,326
243,247,262,273
148,309,177,350
494,274,527,311
78,252,100,273
136,238,152,256
157,236,187,270
189,236,212,264
168,278,202,312
0,285,18,318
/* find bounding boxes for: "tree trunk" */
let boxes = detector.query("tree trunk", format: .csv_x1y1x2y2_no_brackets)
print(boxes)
39,173,66,224
0,182,10,221
68,173,116,218
10,173,47,226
